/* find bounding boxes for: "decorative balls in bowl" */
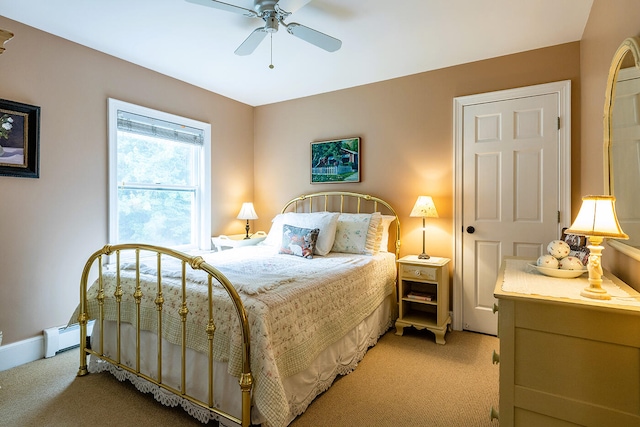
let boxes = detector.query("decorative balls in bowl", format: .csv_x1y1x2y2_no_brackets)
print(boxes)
530,240,586,278
558,256,584,271
546,240,571,259
536,254,559,269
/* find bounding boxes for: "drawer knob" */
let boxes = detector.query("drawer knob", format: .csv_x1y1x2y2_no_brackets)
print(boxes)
490,406,499,421
414,270,421,276
492,303,499,313
492,350,500,364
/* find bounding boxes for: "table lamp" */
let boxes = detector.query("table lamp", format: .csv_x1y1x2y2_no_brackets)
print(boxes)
410,196,439,259
564,195,628,300
237,202,258,239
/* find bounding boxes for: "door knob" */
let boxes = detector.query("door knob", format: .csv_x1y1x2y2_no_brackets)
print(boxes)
466,226,475,234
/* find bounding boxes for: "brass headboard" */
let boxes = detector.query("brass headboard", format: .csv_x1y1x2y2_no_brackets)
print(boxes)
281,191,401,258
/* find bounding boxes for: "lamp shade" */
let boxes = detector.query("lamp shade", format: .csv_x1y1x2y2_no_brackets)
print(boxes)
237,202,258,220
565,195,628,239
410,196,439,218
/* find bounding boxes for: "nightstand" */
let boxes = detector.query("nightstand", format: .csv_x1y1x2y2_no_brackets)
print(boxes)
211,231,267,251
395,255,451,344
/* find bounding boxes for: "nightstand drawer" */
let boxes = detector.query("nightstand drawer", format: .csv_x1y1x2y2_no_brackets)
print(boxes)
401,264,437,281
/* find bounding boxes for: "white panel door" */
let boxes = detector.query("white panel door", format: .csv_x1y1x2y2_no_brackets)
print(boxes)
461,93,560,335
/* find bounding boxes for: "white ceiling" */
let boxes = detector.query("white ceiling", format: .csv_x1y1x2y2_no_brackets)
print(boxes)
0,0,593,106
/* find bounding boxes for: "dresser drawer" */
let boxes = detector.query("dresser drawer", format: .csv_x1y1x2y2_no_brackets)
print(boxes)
401,264,437,281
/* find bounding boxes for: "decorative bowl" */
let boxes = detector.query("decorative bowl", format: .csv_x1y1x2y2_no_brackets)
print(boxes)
528,263,587,279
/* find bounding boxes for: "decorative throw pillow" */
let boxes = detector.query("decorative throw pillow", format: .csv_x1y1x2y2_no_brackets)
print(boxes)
332,213,373,254
278,224,319,259
263,212,339,256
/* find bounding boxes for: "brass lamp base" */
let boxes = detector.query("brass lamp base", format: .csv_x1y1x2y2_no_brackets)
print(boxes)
418,218,430,260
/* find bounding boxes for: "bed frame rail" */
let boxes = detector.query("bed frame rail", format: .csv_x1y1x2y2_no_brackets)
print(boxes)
76,243,252,427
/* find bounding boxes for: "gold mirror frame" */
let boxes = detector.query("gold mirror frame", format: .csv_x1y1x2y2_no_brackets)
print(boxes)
604,36,640,259
0,29,13,54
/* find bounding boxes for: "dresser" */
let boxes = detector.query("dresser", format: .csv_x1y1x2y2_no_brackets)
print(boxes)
493,257,640,427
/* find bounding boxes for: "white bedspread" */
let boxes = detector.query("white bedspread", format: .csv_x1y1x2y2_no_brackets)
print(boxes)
75,246,397,427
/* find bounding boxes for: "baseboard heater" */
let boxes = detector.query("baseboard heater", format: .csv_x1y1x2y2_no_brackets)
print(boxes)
43,320,94,358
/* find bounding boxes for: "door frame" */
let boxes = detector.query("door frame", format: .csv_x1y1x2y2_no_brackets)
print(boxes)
452,80,572,331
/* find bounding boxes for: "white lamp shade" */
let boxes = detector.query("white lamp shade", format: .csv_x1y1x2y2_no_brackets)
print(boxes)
237,202,258,220
565,195,628,239
410,196,439,218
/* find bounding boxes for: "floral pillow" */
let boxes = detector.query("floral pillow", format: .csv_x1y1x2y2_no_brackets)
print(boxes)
332,213,374,254
278,224,319,259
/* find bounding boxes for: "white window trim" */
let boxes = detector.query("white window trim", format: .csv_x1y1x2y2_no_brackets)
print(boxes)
107,98,211,250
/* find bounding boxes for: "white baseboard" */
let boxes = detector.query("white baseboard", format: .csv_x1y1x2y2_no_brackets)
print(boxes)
0,321,94,372
0,335,44,372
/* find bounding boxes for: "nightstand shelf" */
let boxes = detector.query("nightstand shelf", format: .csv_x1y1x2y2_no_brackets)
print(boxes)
395,255,451,344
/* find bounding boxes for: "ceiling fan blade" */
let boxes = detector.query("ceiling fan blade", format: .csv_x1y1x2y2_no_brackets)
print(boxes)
235,28,268,55
185,0,259,18
286,23,341,52
277,0,312,14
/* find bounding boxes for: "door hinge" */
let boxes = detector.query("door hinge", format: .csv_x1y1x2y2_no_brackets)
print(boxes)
558,210,561,223
557,117,561,130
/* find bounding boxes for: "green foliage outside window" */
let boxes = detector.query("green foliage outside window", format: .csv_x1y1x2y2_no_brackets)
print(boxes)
117,131,196,246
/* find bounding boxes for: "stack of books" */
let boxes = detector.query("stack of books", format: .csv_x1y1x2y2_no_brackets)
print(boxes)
406,291,434,301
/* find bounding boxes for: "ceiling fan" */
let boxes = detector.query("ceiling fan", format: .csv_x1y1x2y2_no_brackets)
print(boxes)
187,0,342,56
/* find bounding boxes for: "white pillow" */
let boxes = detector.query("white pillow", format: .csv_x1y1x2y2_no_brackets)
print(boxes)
262,212,340,256
378,215,396,252
332,213,374,254
365,212,383,254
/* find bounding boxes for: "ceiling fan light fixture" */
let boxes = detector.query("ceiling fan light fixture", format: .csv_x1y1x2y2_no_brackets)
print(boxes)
190,0,342,56
264,13,279,33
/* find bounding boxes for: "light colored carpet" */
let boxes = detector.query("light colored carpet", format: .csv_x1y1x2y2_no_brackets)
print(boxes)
0,329,499,427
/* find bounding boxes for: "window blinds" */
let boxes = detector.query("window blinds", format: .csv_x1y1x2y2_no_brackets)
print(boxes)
117,110,204,145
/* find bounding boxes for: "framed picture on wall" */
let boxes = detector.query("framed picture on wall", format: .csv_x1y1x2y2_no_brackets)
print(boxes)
0,99,41,178
311,137,360,184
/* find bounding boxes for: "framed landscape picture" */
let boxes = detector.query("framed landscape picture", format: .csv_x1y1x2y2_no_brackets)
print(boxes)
311,137,360,184
0,99,41,178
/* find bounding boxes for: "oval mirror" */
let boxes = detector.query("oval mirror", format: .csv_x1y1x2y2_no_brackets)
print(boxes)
604,37,640,259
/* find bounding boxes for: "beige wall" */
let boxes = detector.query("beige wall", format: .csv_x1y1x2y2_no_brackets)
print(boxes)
4,0,640,346
0,16,254,344
580,0,640,289
254,43,581,266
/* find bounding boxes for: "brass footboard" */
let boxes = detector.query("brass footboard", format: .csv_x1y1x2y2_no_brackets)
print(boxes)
76,244,252,427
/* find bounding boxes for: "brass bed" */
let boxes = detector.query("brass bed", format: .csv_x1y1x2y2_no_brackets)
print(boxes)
75,191,400,427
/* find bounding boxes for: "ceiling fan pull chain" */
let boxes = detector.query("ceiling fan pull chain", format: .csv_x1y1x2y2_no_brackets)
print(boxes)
269,33,275,69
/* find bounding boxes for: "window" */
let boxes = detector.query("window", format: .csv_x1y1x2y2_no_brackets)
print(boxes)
108,99,211,250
